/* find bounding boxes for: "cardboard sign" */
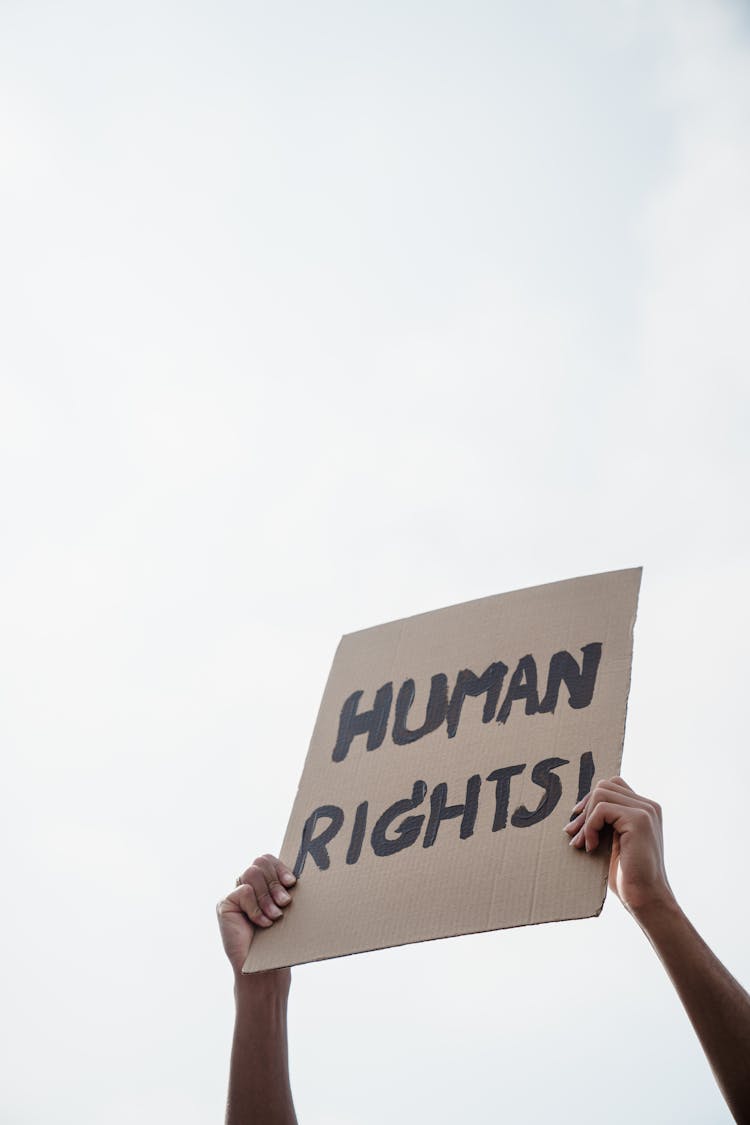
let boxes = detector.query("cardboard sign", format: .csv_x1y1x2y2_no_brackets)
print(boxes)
244,568,641,973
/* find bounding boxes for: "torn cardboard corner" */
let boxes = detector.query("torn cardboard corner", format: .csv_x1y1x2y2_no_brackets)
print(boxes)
244,567,642,973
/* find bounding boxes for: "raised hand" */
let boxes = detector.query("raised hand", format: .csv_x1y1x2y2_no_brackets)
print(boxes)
218,854,299,1124
217,854,297,975
564,775,673,916
565,775,750,1121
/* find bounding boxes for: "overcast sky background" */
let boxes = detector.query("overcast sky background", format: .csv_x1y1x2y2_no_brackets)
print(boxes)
2,1,749,1122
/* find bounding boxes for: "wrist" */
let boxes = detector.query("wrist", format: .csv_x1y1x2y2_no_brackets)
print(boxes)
234,967,292,1008
630,888,683,937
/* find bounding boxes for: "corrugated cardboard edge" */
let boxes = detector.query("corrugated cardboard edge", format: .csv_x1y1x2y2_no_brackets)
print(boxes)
244,905,609,974
585,564,643,925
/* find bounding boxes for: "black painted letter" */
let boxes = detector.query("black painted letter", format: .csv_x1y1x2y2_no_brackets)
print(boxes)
332,682,393,762
392,674,449,746
423,774,481,848
293,805,345,876
346,801,369,865
371,780,428,856
576,750,595,804
446,662,508,738
486,763,526,831
511,757,569,828
538,643,602,713
497,655,539,724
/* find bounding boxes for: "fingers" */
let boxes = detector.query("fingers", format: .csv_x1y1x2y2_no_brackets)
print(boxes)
564,777,658,851
580,800,638,853
234,854,297,925
216,855,296,973
237,854,296,893
565,780,641,839
234,883,277,927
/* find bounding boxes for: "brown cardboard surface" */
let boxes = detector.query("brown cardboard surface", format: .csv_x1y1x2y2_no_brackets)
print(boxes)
244,567,642,973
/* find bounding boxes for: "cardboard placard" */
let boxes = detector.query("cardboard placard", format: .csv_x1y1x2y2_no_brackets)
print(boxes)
244,568,641,972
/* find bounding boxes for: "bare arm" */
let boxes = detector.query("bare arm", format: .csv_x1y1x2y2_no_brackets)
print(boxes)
565,777,750,1122
217,855,299,1125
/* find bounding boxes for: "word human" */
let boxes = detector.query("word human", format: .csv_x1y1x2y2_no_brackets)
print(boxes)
293,751,596,877
332,642,602,762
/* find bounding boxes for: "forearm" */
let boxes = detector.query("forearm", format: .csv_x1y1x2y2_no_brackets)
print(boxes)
226,971,297,1125
635,897,750,1122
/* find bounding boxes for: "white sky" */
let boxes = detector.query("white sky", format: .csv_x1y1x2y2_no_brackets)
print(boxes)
2,1,749,1121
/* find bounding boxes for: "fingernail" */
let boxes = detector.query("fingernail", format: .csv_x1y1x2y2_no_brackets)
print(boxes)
278,890,291,905
281,873,296,886
268,904,283,919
